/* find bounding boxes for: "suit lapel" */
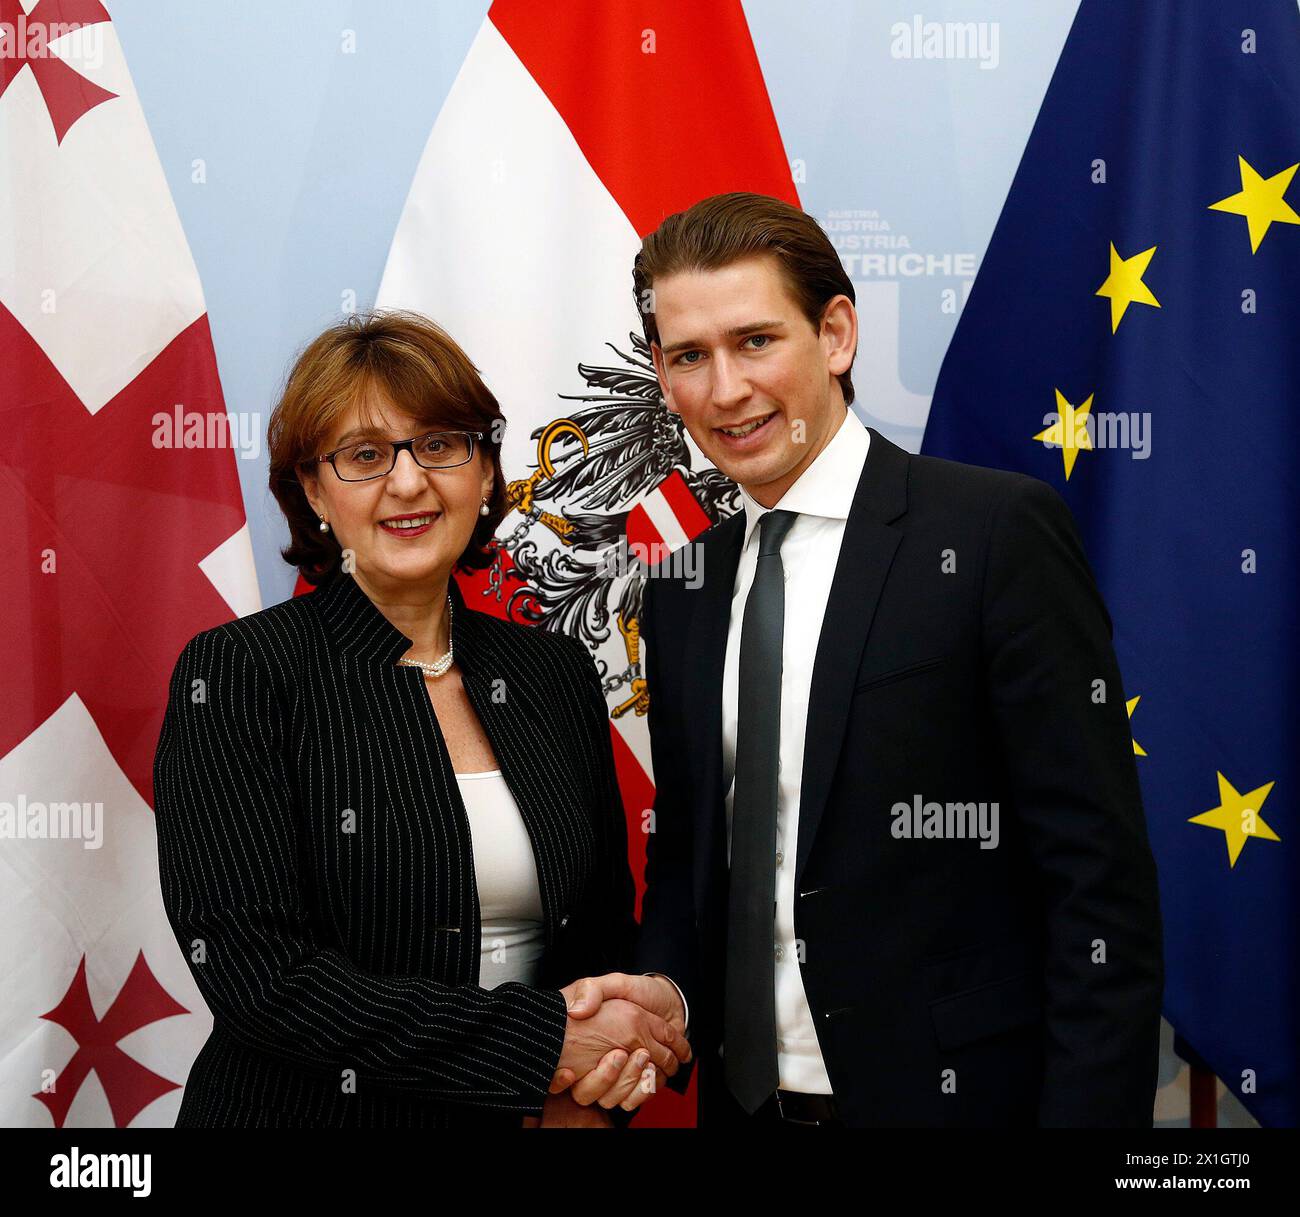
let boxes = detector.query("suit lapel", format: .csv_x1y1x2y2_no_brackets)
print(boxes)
794,430,909,889
683,515,745,913
315,571,580,955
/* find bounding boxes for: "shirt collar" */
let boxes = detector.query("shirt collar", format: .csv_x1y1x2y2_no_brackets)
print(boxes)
311,566,475,667
738,408,871,550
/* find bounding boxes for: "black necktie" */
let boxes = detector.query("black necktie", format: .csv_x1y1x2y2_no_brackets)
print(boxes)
724,508,798,1113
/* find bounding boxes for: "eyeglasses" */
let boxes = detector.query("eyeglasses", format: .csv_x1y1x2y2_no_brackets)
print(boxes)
317,430,484,481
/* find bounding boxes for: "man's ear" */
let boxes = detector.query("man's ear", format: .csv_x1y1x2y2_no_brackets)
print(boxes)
821,295,858,379
650,342,679,415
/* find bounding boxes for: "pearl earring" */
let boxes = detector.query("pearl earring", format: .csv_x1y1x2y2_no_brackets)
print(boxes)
479,499,490,517
318,517,330,533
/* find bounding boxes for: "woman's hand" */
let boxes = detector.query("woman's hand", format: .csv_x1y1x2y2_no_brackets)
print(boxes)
521,1091,614,1128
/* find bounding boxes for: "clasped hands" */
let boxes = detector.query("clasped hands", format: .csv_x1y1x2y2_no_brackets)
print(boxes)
523,973,690,1127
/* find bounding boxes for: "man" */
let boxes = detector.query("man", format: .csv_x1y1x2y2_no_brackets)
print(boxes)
562,191,1163,1127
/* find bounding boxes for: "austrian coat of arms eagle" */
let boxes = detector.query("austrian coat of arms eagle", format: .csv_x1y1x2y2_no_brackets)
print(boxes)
479,333,740,719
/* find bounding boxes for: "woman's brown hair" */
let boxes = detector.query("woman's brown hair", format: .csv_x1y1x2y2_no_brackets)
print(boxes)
268,310,508,586
632,191,857,405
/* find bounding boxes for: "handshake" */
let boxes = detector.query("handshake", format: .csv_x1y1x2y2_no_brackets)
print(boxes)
523,973,691,1128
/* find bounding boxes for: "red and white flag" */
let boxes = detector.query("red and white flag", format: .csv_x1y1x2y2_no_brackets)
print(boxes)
626,471,713,568
0,1,258,1124
376,0,797,1125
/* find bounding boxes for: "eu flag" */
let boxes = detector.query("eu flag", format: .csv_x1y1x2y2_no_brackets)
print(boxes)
922,0,1298,1126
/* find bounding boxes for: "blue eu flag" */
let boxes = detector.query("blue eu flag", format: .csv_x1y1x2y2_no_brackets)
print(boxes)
922,0,1298,1126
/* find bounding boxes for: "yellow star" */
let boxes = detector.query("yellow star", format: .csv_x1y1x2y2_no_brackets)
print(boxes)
1188,771,1280,868
1126,695,1146,756
1208,156,1300,253
1096,243,1160,332
1032,389,1093,480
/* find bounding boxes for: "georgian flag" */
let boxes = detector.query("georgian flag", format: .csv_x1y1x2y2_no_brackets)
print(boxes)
0,0,259,1125
376,0,797,1125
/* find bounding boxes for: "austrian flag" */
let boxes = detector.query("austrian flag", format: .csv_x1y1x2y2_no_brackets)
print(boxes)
625,471,713,568
376,0,797,1125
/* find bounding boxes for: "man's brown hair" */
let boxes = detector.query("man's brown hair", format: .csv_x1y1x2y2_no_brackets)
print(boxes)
632,191,857,405
267,310,508,587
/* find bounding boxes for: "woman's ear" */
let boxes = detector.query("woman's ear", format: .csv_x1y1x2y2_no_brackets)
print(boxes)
297,468,323,519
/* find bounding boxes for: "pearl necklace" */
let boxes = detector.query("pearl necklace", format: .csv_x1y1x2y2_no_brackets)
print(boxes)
396,596,454,678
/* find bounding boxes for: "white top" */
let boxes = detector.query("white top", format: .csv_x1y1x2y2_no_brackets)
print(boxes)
455,770,546,990
721,407,871,1094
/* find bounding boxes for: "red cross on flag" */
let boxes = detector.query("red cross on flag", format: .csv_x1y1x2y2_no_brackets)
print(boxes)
0,1,258,1124
376,0,797,1125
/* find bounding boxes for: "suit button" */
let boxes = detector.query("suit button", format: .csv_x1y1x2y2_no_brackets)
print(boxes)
775,850,784,866
774,944,785,961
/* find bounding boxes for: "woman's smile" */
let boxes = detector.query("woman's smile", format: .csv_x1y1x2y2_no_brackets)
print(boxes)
378,510,441,537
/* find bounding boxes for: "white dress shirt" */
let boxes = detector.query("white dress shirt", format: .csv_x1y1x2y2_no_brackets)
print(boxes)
721,407,870,1094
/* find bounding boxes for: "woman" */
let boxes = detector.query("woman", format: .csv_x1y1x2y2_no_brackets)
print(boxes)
152,310,687,1127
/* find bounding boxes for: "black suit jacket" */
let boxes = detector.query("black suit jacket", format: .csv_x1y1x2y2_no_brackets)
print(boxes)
153,569,635,1127
635,428,1164,1128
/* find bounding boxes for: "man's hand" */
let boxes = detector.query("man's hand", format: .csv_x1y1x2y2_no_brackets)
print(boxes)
554,974,689,1111
552,978,689,1105
565,973,687,1031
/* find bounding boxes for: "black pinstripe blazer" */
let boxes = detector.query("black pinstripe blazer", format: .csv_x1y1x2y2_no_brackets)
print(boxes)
152,568,636,1128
